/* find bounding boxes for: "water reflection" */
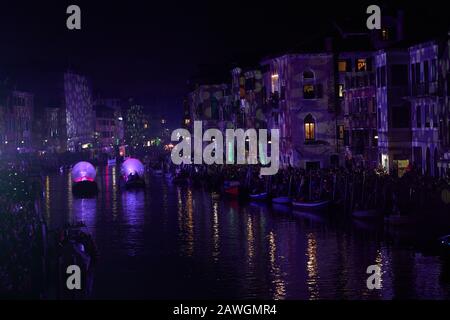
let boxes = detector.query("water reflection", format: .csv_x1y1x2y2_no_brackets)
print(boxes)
121,190,145,257
42,167,450,299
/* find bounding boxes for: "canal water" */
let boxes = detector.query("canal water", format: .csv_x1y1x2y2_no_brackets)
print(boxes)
43,166,450,299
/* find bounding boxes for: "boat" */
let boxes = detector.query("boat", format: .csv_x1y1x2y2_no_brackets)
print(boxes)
292,199,329,210
272,196,291,205
223,181,240,196
121,158,146,189
352,209,381,219
71,161,98,197
384,214,417,226
249,192,268,201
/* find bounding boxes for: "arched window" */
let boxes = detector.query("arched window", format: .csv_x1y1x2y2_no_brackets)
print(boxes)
304,114,315,141
303,70,315,80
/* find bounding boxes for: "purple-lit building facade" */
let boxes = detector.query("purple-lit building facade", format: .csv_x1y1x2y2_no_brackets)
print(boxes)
230,67,266,130
408,41,441,176
375,48,411,174
64,71,95,152
261,53,339,169
339,52,378,168
186,83,231,133
3,90,34,152
437,34,450,175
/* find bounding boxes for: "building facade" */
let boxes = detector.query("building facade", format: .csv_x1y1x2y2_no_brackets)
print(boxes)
261,53,339,169
339,52,378,168
375,49,411,175
4,91,34,152
64,71,95,152
408,41,441,176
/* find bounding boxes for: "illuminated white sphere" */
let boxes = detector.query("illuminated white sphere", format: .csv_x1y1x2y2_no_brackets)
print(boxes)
72,161,97,182
121,158,145,177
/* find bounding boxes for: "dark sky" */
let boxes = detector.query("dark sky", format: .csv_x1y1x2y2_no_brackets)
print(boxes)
0,1,448,126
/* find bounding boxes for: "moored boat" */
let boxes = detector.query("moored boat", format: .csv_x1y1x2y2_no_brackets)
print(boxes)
352,209,381,219
272,196,291,205
292,199,329,210
249,192,268,201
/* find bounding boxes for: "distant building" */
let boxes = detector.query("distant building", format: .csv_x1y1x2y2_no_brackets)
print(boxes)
125,104,146,149
230,67,266,130
437,33,450,175
41,106,66,152
4,90,34,152
261,53,339,169
375,48,411,175
94,104,117,152
64,71,94,152
95,98,124,145
186,83,230,133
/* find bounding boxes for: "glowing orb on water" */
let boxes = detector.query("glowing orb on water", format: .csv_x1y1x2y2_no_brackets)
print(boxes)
72,161,97,183
121,158,145,178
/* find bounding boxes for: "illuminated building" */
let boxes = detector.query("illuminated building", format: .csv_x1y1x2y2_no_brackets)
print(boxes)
375,48,411,175
64,71,95,152
4,90,34,152
261,53,339,169
338,52,378,168
94,104,117,151
408,41,442,176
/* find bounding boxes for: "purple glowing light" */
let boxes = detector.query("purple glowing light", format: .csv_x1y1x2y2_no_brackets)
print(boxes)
72,161,97,183
121,158,145,178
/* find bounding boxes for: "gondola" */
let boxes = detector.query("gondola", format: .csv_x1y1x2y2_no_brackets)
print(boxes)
249,192,268,201
272,196,291,205
292,199,330,210
121,158,146,189
352,209,380,219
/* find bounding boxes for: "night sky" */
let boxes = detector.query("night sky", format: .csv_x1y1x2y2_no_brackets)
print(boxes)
0,0,448,126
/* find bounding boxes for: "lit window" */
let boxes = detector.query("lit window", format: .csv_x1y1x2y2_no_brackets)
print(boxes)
338,84,344,98
184,119,191,125
304,114,315,141
357,59,367,72
271,74,279,93
303,85,315,99
161,119,166,124
381,28,389,41
338,61,347,72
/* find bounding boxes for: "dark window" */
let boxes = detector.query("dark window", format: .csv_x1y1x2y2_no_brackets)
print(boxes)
424,61,429,84
381,66,386,87
416,106,421,128
391,65,408,86
391,104,410,128
415,63,421,84
303,70,314,80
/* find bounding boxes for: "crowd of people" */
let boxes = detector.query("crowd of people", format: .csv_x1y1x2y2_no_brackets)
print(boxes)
0,167,46,297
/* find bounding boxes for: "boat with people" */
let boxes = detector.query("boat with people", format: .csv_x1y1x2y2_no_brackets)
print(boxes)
121,158,146,189
71,161,98,197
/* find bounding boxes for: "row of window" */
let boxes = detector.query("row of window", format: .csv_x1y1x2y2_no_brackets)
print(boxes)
415,105,439,129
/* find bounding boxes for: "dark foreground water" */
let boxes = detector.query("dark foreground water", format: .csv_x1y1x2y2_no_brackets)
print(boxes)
43,166,450,299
